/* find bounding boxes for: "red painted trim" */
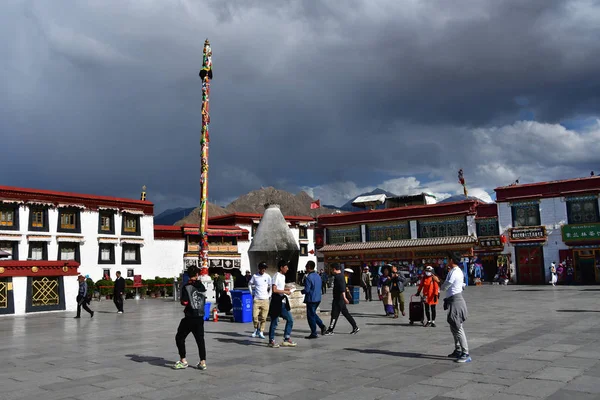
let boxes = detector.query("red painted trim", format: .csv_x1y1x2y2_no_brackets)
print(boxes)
495,176,600,202
475,203,498,218
154,224,249,239
0,260,80,277
317,201,480,227
0,186,153,215
208,213,315,226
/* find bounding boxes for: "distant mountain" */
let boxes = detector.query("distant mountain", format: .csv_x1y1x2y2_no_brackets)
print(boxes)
439,195,488,204
174,202,230,226
174,187,339,226
155,207,196,225
338,188,398,211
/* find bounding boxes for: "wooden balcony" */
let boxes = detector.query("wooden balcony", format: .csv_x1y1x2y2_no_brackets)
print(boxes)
209,244,238,252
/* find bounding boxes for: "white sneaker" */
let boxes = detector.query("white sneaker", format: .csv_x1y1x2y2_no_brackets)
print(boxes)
251,330,258,338
258,332,266,339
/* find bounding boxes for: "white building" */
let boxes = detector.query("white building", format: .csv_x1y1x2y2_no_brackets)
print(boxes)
495,176,600,285
0,185,318,315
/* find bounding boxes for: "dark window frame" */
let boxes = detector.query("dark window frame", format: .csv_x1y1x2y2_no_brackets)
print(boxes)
127,269,134,278
511,204,541,227
0,204,19,231
566,199,600,225
121,214,141,236
0,241,19,261
300,243,308,256
28,242,48,261
299,226,308,239
26,276,65,313
98,243,116,264
28,207,49,232
57,242,81,263
476,219,500,237
57,208,81,233
98,211,116,235
122,244,141,265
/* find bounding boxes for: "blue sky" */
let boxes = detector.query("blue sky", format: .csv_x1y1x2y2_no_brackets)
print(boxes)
1,1,600,211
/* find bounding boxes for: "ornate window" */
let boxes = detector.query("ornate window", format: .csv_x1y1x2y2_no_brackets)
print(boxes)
28,243,47,261
476,218,499,237
299,226,308,239
511,201,541,227
58,243,80,263
122,244,141,264
98,211,115,234
367,222,410,241
418,217,468,238
0,207,16,228
60,213,75,229
327,226,361,244
300,243,308,256
26,276,65,312
31,211,43,227
122,215,140,235
0,241,17,260
98,243,115,264
566,196,599,224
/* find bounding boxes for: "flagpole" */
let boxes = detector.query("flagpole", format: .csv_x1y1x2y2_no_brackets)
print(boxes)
199,39,213,278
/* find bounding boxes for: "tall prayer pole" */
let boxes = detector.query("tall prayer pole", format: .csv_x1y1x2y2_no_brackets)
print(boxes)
198,39,213,277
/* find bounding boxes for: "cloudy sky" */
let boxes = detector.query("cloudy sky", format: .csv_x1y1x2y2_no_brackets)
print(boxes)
2,0,600,211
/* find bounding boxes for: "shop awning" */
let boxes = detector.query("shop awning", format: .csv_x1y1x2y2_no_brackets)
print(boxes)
27,235,52,242
57,236,85,243
318,235,477,252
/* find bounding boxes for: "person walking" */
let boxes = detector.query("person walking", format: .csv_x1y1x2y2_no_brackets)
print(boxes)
550,262,558,286
301,261,327,339
390,265,406,318
248,262,272,339
442,254,471,363
74,275,94,319
361,266,372,301
378,268,394,316
113,271,125,314
324,264,359,335
320,269,328,295
173,265,208,370
213,274,225,303
415,266,440,327
268,260,296,348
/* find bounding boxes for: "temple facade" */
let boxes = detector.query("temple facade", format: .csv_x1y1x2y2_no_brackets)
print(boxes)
495,176,600,285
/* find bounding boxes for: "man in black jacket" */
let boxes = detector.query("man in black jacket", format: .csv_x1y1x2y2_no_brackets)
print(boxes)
173,265,208,370
113,271,125,314
324,264,359,335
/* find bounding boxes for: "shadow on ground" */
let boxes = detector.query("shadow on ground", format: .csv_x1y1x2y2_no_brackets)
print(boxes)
556,309,600,313
345,348,450,361
125,354,173,368
214,338,266,347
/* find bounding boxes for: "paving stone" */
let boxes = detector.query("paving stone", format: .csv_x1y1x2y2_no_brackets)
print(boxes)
503,379,564,398
444,382,505,399
562,375,600,394
527,366,584,382
521,351,565,362
550,356,599,370
545,389,600,400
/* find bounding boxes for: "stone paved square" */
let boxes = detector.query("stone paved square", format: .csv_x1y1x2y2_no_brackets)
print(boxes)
1,285,600,400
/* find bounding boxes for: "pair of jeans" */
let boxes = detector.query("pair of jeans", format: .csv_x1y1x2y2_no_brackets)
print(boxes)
113,294,123,312
306,302,325,336
328,299,357,331
363,286,372,301
321,283,327,294
175,317,206,361
269,305,294,341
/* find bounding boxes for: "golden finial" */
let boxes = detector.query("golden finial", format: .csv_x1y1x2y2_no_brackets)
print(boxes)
141,185,147,201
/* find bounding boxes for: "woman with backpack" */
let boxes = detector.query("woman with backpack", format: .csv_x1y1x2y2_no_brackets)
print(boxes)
415,266,440,327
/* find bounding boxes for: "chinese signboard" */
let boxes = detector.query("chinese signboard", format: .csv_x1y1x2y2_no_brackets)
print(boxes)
509,227,546,242
476,236,503,250
562,223,600,242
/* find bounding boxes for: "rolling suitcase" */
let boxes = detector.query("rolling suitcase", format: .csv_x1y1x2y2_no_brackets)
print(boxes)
408,294,424,325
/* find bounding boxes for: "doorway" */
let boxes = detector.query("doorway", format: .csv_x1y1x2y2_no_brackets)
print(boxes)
516,246,545,284
575,250,598,284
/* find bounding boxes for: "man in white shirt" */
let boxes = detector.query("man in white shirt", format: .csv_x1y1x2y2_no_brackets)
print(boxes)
441,254,471,363
268,260,296,348
248,262,272,339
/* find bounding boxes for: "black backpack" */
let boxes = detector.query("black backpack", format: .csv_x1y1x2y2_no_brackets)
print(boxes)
182,283,206,317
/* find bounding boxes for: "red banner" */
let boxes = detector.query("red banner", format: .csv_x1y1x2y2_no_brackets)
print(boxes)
133,275,143,287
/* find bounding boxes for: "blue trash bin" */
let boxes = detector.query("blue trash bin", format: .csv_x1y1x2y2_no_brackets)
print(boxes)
231,290,253,323
349,286,360,304
204,302,211,321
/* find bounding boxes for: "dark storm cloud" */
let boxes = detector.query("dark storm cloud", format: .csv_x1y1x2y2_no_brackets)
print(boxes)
1,0,599,210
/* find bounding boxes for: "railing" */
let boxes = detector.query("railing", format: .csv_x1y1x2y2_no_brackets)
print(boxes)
94,284,174,300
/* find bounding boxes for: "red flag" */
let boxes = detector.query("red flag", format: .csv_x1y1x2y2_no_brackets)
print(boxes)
310,200,321,209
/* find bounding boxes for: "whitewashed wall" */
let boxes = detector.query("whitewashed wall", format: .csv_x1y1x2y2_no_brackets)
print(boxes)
6,276,78,316
151,239,185,279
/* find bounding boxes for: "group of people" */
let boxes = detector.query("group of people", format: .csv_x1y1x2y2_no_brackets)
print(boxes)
550,261,574,286
74,271,126,318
